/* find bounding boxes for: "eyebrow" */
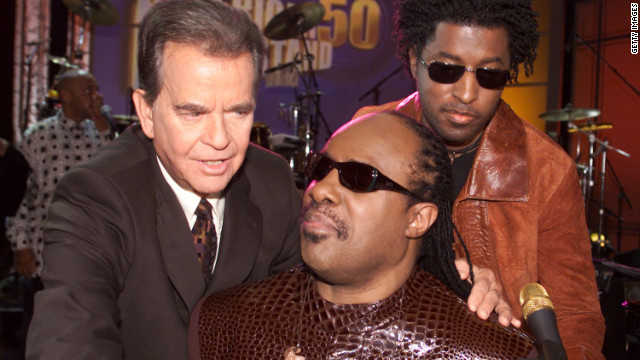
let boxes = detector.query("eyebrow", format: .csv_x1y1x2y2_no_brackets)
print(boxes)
434,50,506,66
172,101,256,114
325,152,376,169
173,103,207,113
226,101,255,114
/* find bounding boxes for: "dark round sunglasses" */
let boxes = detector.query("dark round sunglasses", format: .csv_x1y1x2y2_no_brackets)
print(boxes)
303,152,425,201
419,58,511,90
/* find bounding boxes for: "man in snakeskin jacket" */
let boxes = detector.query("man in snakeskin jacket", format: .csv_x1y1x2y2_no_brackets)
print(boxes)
189,112,535,360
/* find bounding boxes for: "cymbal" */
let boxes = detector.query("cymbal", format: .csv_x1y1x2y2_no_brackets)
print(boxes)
567,123,612,133
264,2,325,40
62,0,120,26
113,114,139,122
539,107,601,122
48,55,79,69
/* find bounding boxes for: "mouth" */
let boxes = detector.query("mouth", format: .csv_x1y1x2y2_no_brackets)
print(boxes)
197,157,231,175
444,109,476,125
302,212,337,237
203,160,223,166
299,204,349,241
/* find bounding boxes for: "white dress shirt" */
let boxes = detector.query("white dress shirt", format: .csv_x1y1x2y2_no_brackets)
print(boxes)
158,157,224,274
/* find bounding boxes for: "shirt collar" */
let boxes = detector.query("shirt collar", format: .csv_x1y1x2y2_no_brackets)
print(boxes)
156,156,225,228
58,109,85,131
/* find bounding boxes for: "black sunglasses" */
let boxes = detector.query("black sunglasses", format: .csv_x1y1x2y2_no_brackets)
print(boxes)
419,58,511,90
303,152,424,201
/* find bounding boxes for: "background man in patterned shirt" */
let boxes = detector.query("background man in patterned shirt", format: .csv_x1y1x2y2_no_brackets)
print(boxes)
6,69,113,354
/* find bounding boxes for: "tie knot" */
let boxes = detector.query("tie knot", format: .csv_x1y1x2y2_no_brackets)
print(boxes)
195,198,213,220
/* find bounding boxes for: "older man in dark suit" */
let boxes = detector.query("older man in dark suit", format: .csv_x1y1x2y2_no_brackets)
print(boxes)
25,1,300,359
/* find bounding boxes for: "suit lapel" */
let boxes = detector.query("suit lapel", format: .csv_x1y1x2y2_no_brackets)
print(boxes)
156,190,205,309
141,132,205,311
208,169,262,294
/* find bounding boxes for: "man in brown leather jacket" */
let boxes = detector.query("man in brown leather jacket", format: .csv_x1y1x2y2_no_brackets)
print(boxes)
352,1,605,359
190,111,535,360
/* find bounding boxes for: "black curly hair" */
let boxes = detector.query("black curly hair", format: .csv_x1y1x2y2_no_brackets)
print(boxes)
393,0,539,83
389,111,473,299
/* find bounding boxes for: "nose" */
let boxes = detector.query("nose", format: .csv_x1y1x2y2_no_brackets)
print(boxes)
202,115,231,150
305,169,342,206
451,69,480,104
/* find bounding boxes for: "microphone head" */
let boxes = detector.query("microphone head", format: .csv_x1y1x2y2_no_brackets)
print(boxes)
100,105,112,116
519,283,554,321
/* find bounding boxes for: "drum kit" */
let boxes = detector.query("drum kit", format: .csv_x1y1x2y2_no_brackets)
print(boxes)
539,104,631,255
259,2,331,187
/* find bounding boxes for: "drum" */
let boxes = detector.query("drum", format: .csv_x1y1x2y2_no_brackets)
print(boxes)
250,122,272,150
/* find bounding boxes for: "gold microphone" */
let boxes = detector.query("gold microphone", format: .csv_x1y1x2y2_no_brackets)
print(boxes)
519,283,568,360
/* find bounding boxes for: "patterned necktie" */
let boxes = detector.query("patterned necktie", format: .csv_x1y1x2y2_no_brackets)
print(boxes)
192,198,217,284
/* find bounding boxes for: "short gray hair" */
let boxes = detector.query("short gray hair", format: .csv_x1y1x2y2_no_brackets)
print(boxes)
137,0,266,104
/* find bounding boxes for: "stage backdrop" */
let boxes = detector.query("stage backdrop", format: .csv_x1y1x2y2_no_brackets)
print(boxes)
90,0,554,151
91,0,414,150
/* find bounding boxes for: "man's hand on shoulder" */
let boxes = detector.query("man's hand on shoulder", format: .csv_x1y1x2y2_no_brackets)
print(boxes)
455,258,521,328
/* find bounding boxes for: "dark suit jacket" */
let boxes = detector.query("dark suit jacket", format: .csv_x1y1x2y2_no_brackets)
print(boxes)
26,125,302,360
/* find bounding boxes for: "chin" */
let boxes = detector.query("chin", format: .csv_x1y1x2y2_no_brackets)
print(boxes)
191,176,232,196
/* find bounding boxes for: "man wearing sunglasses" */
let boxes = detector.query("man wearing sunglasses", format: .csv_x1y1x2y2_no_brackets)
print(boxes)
189,111,535,359
353,1,604,359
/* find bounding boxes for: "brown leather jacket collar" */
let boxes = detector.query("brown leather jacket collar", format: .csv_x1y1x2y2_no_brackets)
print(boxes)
463,100,529,202
393,92,529,202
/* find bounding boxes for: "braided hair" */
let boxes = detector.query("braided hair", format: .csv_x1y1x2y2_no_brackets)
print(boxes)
390,112,472,299
393,0,539,83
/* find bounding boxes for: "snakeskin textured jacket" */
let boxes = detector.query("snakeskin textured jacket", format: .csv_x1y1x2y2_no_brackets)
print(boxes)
190,266,534,359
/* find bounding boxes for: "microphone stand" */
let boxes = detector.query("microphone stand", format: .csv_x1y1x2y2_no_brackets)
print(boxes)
568,123,630,255
294,15,332,148
358,65,404,105
73,0,94,61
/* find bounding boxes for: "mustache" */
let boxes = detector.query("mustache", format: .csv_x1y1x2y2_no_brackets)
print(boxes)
299,202,349,241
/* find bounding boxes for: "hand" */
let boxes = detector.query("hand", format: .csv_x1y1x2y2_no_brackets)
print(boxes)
455,258,521,328
87,92,111,132
14,249,37,278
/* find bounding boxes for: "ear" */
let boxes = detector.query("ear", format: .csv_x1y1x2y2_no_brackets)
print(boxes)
409,48,419,79
405,202,438,239
132,89,154,139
